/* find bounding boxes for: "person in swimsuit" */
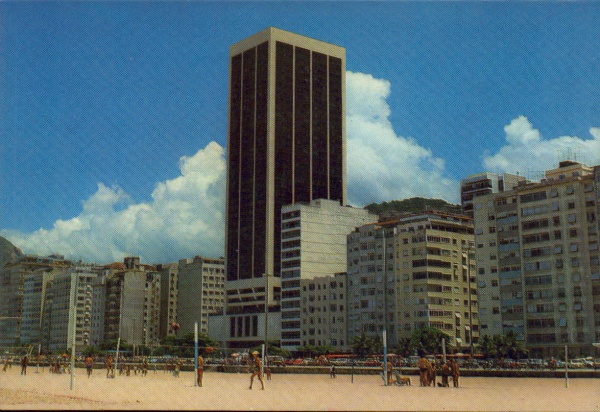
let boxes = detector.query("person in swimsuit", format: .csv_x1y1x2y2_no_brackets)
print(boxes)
248,351,265,390
197,354,205,387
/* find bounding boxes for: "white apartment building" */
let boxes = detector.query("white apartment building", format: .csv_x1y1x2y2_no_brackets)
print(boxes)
280,199,377,350
347,212,478,353
473,161,600,357
461,172,525,217
43,266,97,352
0,255,73,349
299,273,348,350
103,258,161,350
177,256,225,336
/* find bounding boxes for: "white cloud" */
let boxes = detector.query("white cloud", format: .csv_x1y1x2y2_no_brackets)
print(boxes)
483,116,600,177
346,71,459,206
2,142,226,264
4,72,467,264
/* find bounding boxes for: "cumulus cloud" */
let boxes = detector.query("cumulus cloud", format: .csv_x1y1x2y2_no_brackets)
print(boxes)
483,116,600,177
346,71,458,206
4,72,466,264
1,142,226,264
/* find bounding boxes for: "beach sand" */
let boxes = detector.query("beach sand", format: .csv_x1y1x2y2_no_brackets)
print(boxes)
1,366,599,411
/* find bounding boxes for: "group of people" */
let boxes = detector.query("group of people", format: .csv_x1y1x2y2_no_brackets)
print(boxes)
2,356,29,375
417,355,460,387
100,355,155,378
382,360,411,386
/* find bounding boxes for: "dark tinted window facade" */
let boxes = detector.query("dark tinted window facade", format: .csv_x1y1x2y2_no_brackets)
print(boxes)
228,38,344,283
227,42,269,281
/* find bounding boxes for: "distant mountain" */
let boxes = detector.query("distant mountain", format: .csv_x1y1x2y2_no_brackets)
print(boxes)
0,236,24,268
364,197,463,220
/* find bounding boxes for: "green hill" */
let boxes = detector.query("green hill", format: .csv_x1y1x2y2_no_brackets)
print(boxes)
364,197,463,219
0,236,24,268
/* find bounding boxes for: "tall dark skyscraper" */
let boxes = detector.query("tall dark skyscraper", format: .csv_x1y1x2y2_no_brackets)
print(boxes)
225,27,346,337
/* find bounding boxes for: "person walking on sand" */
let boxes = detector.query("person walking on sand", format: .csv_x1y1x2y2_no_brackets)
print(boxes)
197,354,205,387
417,355,430,387
440,361,450,387
142,357,148,377
105,355,114,378
428,361,437,387
21,355,28,375
330,364,336,378
450,359,460,387
85,355,94,378
248,351,265,390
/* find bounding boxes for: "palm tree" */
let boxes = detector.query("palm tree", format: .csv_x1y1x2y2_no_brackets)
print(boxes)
353,333,375,357
410,327,450,356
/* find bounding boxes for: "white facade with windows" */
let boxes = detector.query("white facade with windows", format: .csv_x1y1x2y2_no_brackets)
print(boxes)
280,199,377,350
472,161,600,357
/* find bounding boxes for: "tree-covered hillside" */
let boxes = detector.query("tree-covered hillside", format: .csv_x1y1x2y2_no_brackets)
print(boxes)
364,197,462,219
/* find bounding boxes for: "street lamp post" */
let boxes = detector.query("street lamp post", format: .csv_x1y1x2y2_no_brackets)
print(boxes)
263,273,270,371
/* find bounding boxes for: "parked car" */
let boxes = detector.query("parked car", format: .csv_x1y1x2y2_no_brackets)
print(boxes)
515,360,528,369
527,359,546,369
364,358,381,366
266,356,284,366
568,359,585,369
407,356,420,366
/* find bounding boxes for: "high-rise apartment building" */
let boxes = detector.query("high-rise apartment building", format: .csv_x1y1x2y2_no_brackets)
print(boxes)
103,257,161,350
473,161,600,357
280,199,376,350
157,262,179,339
177,256,225,336
0,255,72,348
224,27,346,347
347,212,478,352
43,266,97,352
461,172,525,217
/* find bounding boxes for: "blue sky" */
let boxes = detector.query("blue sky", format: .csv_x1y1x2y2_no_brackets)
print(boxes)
1,2,599,263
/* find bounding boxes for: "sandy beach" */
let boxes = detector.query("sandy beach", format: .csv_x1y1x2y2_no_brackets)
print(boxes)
1,366,599,411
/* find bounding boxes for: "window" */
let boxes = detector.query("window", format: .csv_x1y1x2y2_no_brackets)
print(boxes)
520,191,547,203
